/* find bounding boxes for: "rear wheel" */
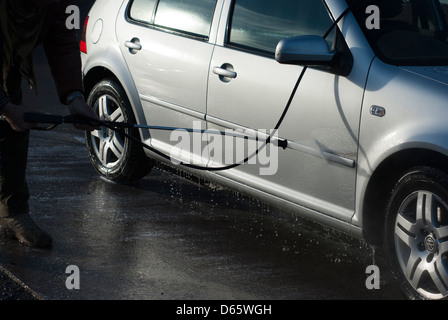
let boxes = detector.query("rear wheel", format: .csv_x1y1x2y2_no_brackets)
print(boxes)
385,167,448,300
85,79,153,182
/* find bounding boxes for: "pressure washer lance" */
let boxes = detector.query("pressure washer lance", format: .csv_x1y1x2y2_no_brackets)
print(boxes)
23,112,287,148
23,112,288,172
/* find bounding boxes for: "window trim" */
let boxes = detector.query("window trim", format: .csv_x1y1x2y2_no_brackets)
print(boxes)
126,0,157,25
225,0,275,58
224,0,337,59
125,0,217,42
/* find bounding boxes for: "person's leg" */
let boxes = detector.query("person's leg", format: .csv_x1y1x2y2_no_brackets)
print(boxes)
0,62,52,248
0,122,31,216
0,120,52,248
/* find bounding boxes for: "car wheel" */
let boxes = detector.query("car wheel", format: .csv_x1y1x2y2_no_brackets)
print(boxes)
385,167,448,300
85,79,153,182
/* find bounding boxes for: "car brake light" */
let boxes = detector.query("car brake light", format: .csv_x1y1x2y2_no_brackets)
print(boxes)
80,16,89,54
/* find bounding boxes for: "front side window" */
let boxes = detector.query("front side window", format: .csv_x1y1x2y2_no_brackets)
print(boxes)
227,0,334,56
129,0,217,38
349,0,448,65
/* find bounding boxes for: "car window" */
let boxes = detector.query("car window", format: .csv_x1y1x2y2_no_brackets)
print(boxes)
129,0,158,24
348,0,448,66
155,0,217,37
128,0,217,38
228,0,334,56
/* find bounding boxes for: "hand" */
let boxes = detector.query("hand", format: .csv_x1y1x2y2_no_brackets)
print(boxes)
67,97,101,131
1,103,39,132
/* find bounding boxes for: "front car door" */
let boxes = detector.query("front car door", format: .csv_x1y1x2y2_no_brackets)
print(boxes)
206,0,375,222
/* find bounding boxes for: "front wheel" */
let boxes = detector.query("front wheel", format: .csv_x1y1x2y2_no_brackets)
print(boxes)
385,167,448,300
85,79,153,182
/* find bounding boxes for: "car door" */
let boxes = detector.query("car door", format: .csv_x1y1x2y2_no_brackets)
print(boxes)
206,0,373,222
116,0,223,165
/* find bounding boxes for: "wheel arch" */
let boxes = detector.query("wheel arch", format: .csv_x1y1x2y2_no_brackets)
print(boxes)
83,66,120,99
82,65,150,142
362,148,448,247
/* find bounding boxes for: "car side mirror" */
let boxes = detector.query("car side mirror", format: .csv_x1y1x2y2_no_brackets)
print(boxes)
275,35,335,66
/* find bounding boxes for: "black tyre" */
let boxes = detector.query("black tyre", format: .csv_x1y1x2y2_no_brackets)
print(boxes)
85,79,153,182
385,167,448,300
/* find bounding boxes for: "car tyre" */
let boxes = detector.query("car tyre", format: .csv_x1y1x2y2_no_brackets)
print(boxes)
385,167,448,300
85,79,153,183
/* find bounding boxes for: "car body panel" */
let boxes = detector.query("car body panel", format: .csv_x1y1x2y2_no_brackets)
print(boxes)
206,1,376,223
353,58,448,226
114,2,223,165
81,0,152,143
81,0,448,242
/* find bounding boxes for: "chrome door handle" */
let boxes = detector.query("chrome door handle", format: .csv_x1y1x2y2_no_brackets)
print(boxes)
213,67,237,79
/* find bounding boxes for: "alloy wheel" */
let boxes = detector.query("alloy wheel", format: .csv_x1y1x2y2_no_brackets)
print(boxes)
90,94,126,169
394,190,448,299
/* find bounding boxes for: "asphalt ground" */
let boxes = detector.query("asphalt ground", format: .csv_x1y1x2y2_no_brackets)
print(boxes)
0,267,40,300
0,124,403,300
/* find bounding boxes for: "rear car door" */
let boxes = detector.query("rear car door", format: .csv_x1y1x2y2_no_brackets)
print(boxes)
206,0,373,222
116,0,222,165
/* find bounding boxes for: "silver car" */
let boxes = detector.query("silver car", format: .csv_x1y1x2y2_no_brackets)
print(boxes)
81,0,448,300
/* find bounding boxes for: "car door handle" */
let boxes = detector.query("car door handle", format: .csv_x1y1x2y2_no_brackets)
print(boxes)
213,66,237,79
125,41,142,50
125,39,142,53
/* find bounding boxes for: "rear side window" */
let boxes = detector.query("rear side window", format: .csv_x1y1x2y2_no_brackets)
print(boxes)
130,0,158,24
228,0,334,56
129,0,217,38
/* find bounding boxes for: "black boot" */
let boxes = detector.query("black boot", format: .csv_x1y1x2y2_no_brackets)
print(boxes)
0,213,52,248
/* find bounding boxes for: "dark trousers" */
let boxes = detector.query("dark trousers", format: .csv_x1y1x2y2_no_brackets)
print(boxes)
0,59,30,218
0,121,30,217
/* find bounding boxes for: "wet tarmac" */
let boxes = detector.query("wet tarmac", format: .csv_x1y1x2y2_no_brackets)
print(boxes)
0,123,404,300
